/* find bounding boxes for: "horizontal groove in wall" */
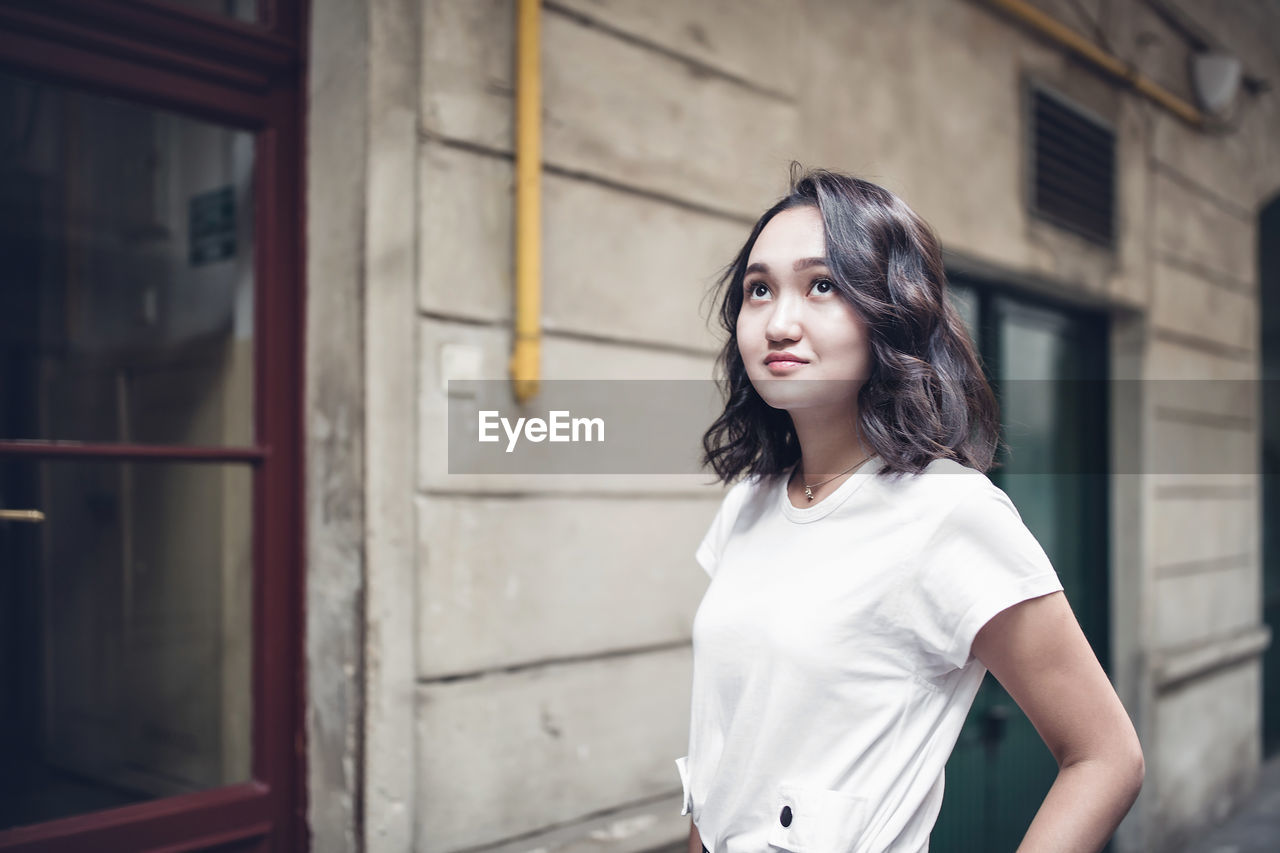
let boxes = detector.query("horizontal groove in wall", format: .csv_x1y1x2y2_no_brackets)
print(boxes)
1154,551,1254,579
542,160,757,224
1155,483,1256,500
1157,252,1256,295
418,488,722,501
474,792,685,853
421,130,512,161
1151,158,1255,223
419,128,758,225
417,638,693,686
1153,405,1254,431
540,323,719,359
418,310,498,328
418,311,720,359
1150,326,1254,361
543,0,795,104
1152,625,1272,693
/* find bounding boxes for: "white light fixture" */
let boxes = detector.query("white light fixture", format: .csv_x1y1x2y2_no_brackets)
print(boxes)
1191,51,1242,115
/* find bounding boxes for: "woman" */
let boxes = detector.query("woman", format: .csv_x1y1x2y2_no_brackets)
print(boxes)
677,167,1143,852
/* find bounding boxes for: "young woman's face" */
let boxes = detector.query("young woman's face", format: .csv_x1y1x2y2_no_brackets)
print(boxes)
736,205,872,413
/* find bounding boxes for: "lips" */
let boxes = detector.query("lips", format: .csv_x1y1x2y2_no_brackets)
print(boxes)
764,353,809,365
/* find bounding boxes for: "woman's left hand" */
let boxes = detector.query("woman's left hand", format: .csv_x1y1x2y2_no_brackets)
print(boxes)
972,590,1146,853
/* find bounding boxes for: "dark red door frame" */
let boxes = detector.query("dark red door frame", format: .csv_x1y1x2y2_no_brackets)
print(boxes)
0,1,308,850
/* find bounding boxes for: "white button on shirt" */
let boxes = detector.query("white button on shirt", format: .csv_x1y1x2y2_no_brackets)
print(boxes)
678,455,1064,853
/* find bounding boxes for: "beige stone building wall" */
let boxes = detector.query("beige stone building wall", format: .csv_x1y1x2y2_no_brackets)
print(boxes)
304,1,1280,851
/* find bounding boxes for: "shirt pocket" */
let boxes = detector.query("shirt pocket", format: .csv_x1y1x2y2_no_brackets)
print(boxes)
675,755,693,816
765,782,869,853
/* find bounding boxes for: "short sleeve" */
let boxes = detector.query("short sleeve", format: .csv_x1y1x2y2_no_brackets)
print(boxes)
694,478,752,579
910,482,1064,673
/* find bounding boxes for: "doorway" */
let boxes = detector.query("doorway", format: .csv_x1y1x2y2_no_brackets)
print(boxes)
931,277,1111,852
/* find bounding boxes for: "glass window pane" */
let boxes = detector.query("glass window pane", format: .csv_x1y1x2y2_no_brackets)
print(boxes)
948,282,979,344
0,458,253,830
161,0,259,24
0,70,255,446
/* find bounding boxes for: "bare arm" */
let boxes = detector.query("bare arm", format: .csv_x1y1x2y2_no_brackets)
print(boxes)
972,590,1145,853
687,817,702,853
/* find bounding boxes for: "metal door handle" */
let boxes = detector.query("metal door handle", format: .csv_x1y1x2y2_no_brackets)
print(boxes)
980,703,1012,749
0,509,45,523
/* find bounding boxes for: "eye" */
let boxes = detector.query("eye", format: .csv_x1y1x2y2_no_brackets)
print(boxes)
745,281,769,299
812,278,835,294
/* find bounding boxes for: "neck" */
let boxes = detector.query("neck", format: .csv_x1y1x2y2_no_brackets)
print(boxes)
788,402,872,481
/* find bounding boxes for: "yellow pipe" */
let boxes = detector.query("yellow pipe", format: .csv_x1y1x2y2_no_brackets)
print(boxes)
983,0,1206,128
511,0,542,402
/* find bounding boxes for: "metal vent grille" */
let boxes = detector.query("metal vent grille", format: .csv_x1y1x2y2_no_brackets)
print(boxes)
1030,89,1115,247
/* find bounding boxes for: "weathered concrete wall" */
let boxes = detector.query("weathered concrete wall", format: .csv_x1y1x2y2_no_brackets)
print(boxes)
305,0,368,850
362,0,421,848
413,4,798,850
305,0,1280,851
307,0,424,850
1130,0,1278,847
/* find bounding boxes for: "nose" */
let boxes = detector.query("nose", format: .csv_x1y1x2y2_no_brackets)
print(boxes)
764,290,802,342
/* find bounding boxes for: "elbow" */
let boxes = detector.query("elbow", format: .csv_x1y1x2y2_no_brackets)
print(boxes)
1119,737,1146,802
1108,718,1146,800
1063,737,1144,800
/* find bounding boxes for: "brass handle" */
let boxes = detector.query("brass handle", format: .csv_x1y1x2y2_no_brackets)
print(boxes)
0,509,45,523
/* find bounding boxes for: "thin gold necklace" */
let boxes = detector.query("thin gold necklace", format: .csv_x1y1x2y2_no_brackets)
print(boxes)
799,453,873,502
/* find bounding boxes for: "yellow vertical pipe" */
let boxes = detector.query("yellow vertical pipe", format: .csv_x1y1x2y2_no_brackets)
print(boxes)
511,0,541,402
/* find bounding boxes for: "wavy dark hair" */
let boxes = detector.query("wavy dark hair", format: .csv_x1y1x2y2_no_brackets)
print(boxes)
700,164,1004,485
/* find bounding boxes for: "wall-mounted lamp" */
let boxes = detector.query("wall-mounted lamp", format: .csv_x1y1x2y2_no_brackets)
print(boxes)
1191,51,1242,116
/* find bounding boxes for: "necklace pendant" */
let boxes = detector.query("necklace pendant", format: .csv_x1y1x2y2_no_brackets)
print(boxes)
804,486,814,501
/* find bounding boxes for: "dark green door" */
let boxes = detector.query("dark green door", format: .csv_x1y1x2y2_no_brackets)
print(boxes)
931,280,1110,851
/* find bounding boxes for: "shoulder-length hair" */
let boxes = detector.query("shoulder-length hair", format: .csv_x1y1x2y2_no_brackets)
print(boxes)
700,164,1004,485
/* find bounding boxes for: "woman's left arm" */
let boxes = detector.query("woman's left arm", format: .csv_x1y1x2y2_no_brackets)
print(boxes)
972,590,1145,853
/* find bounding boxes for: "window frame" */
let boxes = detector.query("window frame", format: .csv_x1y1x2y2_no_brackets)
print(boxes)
0,1,307,850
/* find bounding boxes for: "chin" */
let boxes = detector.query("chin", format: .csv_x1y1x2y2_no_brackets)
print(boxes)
749,375,860,413
749,378,823,411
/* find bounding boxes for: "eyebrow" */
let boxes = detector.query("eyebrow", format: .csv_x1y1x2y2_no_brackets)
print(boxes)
744,257,831,276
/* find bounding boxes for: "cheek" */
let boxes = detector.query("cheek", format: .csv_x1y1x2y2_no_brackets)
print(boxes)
816,320,871,370
734,314,758,351
833,310,870,354
813,314,862,347
733,330,752,365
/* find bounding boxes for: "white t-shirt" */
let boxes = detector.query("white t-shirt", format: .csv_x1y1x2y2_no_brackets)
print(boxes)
675,454,1064,853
